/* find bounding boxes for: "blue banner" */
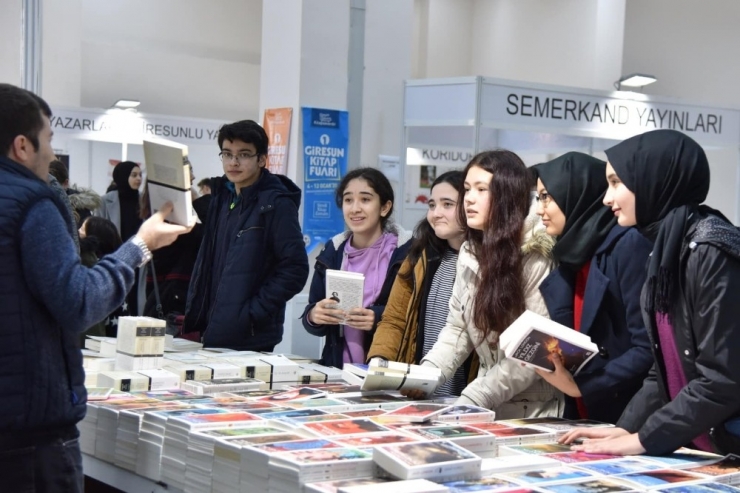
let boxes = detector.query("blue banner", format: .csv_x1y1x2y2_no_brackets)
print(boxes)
301,107,349,253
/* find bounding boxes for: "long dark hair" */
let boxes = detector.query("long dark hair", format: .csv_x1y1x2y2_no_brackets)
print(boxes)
401,171,465,282
463,150,530,342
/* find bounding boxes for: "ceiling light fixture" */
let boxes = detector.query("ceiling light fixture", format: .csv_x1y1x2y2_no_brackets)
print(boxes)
614,74,657,91
113,99,141,109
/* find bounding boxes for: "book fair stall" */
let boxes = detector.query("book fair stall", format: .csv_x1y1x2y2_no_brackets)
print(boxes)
397,76,740,228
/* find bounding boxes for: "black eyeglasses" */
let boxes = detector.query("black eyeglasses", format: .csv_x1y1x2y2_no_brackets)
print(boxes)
219,151,258,164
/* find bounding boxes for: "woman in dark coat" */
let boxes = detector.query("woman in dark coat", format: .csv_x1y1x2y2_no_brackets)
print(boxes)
562,129,740,456
532,152,653,424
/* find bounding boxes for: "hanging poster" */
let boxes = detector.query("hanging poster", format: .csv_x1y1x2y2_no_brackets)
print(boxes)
301,107,349,253
262,108,293,175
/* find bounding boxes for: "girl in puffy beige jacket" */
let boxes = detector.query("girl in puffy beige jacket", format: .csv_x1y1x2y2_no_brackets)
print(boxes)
421,150,564,419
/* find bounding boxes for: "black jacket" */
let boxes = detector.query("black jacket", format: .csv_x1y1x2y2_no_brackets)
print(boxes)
539,226,653,423
618,213,740,455
184,170,309,350
300,229,412,368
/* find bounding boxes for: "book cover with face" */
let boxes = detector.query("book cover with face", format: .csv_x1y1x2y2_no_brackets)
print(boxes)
331,432,420,448
381,440,477,467
303,418,390,436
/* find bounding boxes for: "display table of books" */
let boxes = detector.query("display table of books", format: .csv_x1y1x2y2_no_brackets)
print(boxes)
79,329,740,493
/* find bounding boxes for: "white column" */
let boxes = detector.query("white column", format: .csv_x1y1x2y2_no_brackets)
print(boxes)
258,0,350,185
0,0,23,86
259,0,352,357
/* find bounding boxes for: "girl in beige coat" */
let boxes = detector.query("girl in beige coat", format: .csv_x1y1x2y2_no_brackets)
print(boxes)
421,150,563,419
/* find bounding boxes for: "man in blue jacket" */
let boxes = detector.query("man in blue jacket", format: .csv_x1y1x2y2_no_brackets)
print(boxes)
183,120,309,351
0,84,191,491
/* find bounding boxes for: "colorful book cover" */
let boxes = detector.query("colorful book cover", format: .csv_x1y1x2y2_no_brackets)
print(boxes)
330,432,420,448
244,406,295,415
279,414,353,427
260,408,329,420
277,447,371,465
543,479,636,493
283,398,347,409
304,477,391,493
291,382,362,393
381,440,478,467
228,433,305,446
379,403,451,422
505,443,574,455
199,426,286,437
341,409,388,418
303,418,390,436
475,425,551,438
409,425,491,440
546,451,621,463
171,411,260,424
656,482,740,493
510,327,596,374
338,394,407,405
441,476,520,492
257,438,340,453
616,469,706,488
502,466,596,485
642,449,724,468
255,387,326,402
437,405,497,422
227,389,284,398
574,458,664,475
687,454,740,476
499,417,571,427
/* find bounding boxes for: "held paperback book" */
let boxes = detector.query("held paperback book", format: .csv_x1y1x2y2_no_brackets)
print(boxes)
143,138,196,227
499,310,599,375
325,269,365,316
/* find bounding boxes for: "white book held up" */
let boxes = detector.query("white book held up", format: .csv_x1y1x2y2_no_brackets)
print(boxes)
325,269,365,315
498,310,599,375
143,138,196,227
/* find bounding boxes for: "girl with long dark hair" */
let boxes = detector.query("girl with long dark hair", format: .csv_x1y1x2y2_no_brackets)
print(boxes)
562,130,740,456
301,167,412,368
531,152,653,423
367,171,469,396
420,150,562,417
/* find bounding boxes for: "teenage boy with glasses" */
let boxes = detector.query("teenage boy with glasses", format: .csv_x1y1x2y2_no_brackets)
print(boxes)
183,119,308,351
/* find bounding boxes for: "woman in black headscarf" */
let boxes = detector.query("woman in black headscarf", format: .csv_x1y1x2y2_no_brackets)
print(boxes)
97,161,144,318
561,130,740,456
532,152,653,424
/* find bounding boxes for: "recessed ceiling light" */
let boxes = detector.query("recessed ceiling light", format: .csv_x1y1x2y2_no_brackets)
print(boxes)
113,99,141,109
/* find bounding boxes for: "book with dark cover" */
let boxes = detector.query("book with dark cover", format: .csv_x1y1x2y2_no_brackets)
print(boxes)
499,310,599,375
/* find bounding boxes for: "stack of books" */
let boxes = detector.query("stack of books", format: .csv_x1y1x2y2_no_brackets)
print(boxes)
269,447,375,493
160,410,262,490
84,336,117,357
373,439,482,482
115,317,167,371
180,377,267,395
346,358,442,394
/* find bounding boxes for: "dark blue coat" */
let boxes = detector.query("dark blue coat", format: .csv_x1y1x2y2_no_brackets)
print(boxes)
184,170,309,350
539,225,653,423
301,230,412,368
0,157,86,433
